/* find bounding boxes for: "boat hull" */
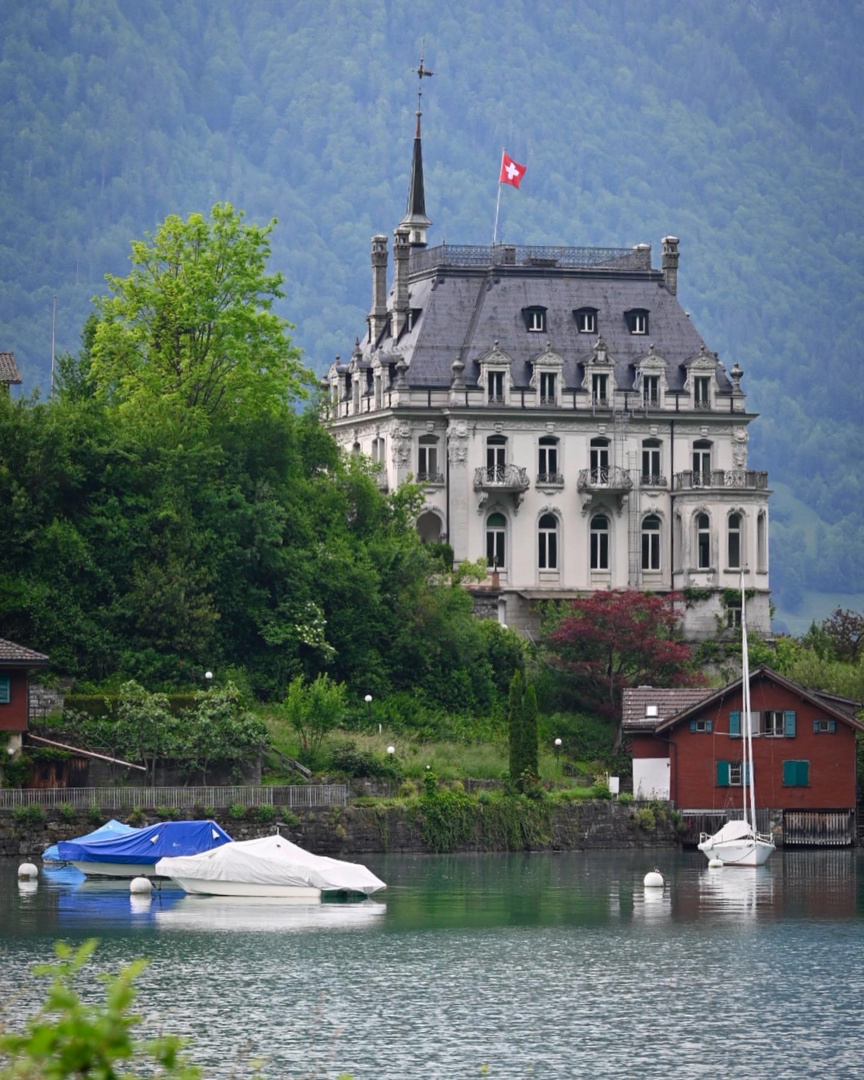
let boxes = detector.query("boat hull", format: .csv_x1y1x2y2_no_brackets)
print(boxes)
169,876,322,898
697,836,775,867
71,860,160,878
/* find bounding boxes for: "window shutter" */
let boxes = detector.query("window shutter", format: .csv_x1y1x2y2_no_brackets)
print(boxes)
0,675,9,704
729,710,740,737
797,761,810,786
784,711,797,738
690,719,697,733
750,711,761,735
783,760,796,786
829,720,836,734
813,720,820,734
716,761,730,786
706,719,713,733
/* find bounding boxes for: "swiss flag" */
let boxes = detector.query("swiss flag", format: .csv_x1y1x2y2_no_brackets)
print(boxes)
499,151,526,188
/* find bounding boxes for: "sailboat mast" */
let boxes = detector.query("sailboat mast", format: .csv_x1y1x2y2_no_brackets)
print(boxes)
741,580,757,831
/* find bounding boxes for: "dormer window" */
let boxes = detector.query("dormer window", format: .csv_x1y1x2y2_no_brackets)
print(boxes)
694,375,711,409
539,371,557,404
626,309,649,335
523,306,547,332
643,375,660,406
592,373,609,406
487,371,505,405
407,308,422,332
575,307,598,334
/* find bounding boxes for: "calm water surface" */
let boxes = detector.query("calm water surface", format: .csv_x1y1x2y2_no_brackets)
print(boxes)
2,850,864,1079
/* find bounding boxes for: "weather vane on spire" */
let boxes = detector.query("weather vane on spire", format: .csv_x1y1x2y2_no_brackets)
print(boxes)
413,41,434,112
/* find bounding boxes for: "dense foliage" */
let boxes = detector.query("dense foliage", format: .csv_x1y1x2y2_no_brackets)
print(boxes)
1,0,862,626
507,670,539,787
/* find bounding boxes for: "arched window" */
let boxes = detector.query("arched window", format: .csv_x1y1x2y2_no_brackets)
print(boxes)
692,440,712,486
418,435,440,482
641,439,662,486
727,512,742,569
486,435,507,482
642,515,661,571
590,514,609,570
590,438,610,484
486,512,506,569
757,511,768,573
696,512,711,569
538,437,560,483
538,513,558,570
417,511,442,544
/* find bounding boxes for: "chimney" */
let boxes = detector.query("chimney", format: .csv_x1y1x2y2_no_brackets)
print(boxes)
391,227,410,339
367,234,389,344
662,236,680,296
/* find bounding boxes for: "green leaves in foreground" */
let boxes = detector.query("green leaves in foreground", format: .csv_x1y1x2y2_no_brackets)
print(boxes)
0,940,200,1079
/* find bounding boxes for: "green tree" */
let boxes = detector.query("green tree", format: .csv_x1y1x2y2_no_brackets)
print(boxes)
278,673,346,762
90,203,310,425
508,670,538,787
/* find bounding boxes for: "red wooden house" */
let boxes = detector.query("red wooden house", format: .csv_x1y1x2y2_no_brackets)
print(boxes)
622,666,863,846
0,636,50,759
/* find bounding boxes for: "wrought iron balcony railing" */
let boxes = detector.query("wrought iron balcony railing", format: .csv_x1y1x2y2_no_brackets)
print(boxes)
673,469,769,491
640,474,668,488
537,473,564,486
416,472,445,485
474,464,531,492
577,466,633,492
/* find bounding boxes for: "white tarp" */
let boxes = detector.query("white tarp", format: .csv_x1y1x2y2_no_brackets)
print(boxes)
155,834,386,895
706,819,754,844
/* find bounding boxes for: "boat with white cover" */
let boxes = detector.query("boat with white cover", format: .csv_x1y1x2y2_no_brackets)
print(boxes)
698,581,775,867
155,833,386,898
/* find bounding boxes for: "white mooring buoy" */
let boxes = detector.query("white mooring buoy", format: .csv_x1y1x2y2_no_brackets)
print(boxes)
17,862,38,879
129,877,153,895
643,868,664,888
708,858,724,869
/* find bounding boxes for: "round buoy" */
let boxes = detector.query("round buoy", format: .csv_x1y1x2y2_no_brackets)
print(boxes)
708,858,724,869
17,862,38,879
643,868,664,888
129,877,153,895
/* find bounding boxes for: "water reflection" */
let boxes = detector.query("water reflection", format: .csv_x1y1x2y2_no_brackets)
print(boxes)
154,895,387,933
697,866,775,917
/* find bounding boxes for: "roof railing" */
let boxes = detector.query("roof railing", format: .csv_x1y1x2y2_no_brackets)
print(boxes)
410,243,652,274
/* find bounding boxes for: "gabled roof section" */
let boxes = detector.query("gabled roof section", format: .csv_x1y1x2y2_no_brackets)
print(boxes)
652,665,864,734
622,687,713,731
0,352,22,385
0,638,49,666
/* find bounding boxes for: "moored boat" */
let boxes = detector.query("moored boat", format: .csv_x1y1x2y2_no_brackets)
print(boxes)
58,820,232,878
155,833,386,898
42,818,139,864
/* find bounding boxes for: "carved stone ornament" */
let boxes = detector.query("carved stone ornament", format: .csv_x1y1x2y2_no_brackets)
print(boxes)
447,420,469,466
479,341,514,369
390,423,412,467
689,344,720,371
529,342,564,388
589,335,611,366
637,343,667,371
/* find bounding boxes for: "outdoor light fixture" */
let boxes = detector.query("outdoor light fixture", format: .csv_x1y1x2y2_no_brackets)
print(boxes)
205,671,213,681
387,745,395,756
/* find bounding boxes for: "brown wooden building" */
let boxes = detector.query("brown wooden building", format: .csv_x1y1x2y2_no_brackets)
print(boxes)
0,636,50,759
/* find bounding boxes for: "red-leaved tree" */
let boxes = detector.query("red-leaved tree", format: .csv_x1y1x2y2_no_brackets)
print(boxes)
544,591,706,749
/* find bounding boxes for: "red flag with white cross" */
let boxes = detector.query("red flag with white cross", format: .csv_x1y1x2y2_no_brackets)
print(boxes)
499,151,526,188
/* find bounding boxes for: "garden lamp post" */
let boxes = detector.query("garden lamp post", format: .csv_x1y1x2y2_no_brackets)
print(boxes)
364,694,373,729
387,745,395,757
554,737,562,778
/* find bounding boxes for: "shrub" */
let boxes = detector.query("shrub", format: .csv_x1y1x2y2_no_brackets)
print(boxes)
228,802,246,821
87,803,103,825
57,801,76,822
618,791,634,805
13,803,46,825
155,805,181,821
256,804,276,823
279,809,300,827
591,781,612,800
126,807,147,827
328,740,403,779
635,807,656,830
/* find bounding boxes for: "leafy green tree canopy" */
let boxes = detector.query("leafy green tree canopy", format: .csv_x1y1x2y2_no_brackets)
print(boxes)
90,203,311,425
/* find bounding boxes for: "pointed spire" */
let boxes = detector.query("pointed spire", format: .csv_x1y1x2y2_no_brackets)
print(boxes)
400,50,433,247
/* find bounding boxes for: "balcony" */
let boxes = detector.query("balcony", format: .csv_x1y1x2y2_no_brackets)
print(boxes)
577,466,633,493
474,464,530,492
673,469,769,491
640,473,668,488
416,472,444,486
537,472,564,487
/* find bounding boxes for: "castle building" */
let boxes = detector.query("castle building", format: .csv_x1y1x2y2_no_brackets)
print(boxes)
325,113,771,639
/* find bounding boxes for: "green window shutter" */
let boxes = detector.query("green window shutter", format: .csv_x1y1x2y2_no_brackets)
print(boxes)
744,761,752,785
783,760,796,786
690,719,697,733
0,675,9,705
729,710,740,737
716,761,730,786
706,719,713,733
798,761,810,786
828,720,836,734
784,710,797,738
813,720,820,734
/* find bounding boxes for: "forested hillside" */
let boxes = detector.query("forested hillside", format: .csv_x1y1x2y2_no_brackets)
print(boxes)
1,0,862,628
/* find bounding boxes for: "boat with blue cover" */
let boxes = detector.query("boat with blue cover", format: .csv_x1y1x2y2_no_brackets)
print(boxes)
58,819,232,878
42,818,139,864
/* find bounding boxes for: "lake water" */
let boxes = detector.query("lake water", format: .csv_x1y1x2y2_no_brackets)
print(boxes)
2,849,864,1079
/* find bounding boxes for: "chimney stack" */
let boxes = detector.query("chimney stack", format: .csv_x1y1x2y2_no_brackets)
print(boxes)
662,236,680,296
367,234,389,344
391,227,411,339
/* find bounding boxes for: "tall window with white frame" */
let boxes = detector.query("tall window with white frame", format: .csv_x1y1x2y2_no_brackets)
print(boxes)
694,375,711,410
538,513,558,571
487,371,505,405
590,514,610,571
538,436,560,483
643,375,660,407
727,512,742,569
539,371,557,405
486,435,506,482
418,435,440,483
486,512,506,570
576,309,596,333
641,439,662,486
590,438,610,484
692,440,712,486
757,511,768,573
592,373,609,406
696,512,711,569
642,515,661,571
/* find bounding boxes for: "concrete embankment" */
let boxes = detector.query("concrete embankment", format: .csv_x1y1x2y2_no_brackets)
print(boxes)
0,800,680,858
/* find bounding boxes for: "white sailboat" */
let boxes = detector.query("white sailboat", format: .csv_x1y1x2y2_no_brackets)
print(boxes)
697,581,775,867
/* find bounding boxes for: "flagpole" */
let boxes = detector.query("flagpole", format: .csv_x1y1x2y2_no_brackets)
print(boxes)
492,148,504,246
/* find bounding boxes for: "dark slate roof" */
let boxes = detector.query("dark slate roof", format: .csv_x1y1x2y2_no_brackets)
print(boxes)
0,352,22,385
622,687,713,731
0,638,49,666
360,252,725,393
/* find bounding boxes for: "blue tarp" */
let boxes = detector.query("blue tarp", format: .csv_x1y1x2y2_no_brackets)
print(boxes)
58,820,232,865
43,818,138,862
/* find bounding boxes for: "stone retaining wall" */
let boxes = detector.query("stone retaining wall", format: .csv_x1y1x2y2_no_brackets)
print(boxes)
0,800,680,859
